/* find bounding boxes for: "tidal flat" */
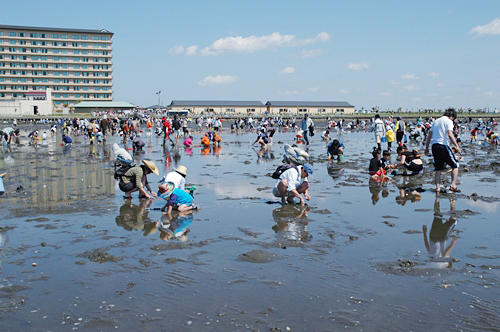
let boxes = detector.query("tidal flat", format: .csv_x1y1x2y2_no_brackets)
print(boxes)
1,126,499,331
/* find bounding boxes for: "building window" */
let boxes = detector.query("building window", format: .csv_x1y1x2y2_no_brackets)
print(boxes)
61,35,67,39
298,108,308,113
318,108,326,112
61,42,67,47
41,49,48,53
41,56,47,60
72,42,78,47
53,64,60,68
52,34,59,38
18,40,26,45
92,36,99,40
93,43,99,48
54,72,60,76
72,35,79,39
18,32,26,37
30,33,38,38
42,78,48,83
31,48,38,53
81,50,88,55
52,50,59,54
8,32,16,37
41,63,48,68
31,41,38,45
81,43,87,47
53,41,58,46
81,36,88,40
75,94,80,98
101,36,108,41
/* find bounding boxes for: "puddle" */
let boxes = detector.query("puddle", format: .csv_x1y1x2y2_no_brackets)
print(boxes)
0,123,499,330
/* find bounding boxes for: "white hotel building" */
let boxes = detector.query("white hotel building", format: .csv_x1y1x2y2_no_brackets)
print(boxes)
0,25,113,108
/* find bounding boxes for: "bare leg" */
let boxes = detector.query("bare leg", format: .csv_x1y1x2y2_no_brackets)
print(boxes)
435,170,441,193
450,168,459,189
277,179,289,204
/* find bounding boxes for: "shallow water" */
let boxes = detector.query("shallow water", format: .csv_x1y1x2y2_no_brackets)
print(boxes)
1,126,499,331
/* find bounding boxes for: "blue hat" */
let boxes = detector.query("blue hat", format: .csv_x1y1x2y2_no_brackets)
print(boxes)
303,163,314,175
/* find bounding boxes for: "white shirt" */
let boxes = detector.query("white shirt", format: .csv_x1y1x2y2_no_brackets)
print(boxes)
112,143,132,162
374,119,385,133
276,166,307,192
430,116,454,146
161,171,186,190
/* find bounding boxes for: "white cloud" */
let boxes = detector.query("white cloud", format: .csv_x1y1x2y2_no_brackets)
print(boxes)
444,95,453,100
401,74,418,80
279,67,296,74
196,31,330,56
339,89,349,94
168,45,185,55
185,45,198,56
378,92,392,96
470,17,500,38
428,72,440,77
410,97,422,102
426,92,438,97
482,91,495,97
404,85,421,91
280,90,299,95
307,87,319,92
299,49,324,58
474,87,482,91
198,75,238,87
389,81,400,86
348,62,370,70
437,83,444,87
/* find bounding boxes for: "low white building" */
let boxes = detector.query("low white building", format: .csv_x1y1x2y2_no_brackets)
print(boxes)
168,100,265,115
265,101,355,115
0,88,53,116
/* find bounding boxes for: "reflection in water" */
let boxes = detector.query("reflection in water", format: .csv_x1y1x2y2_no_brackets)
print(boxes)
255,148,275,164
158,211,194,242
115,199,158,236
368,178,389,205
327,160,344,179
272,205,312,243
422,196,458,268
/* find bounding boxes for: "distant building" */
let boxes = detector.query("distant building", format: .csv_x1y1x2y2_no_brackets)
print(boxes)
0,24,113,109
265,101,355,115
168,100,355,115
0,88,53,116
168,100,265,115
72,101,136,114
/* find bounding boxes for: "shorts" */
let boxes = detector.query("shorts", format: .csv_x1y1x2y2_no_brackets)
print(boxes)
272,185,282,197
119,179,136,192
369,169,386,176
375,132,384,144
432,144,459,171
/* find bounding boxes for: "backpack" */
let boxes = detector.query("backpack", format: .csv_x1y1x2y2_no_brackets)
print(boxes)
114,164,133,180
271,164,298,179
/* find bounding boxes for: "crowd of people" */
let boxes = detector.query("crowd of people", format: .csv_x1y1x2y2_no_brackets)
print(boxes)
1,110,498,239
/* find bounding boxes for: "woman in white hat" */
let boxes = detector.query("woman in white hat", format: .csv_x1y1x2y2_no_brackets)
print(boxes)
159,165,187,191
119,160,159,199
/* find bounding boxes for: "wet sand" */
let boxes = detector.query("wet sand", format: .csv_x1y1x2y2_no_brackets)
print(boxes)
1,125,499,331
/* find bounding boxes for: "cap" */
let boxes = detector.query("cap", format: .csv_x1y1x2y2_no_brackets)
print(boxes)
302,163,314,175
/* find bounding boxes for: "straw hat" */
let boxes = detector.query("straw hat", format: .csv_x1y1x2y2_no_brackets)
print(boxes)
175,165,188,176
142,160,159,175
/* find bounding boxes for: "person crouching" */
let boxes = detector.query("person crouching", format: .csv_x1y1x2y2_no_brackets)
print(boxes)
272,163,314,206
158,181,199,214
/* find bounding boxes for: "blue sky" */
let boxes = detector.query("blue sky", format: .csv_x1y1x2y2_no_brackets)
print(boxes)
2,0,499,110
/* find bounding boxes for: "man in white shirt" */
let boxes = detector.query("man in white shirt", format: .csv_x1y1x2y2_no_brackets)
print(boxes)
373,114,386,151
425,108,462,193
272,163,314,206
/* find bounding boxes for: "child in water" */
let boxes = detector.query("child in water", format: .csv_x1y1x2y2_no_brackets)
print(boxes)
158,181,199,214
369,148,390,179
